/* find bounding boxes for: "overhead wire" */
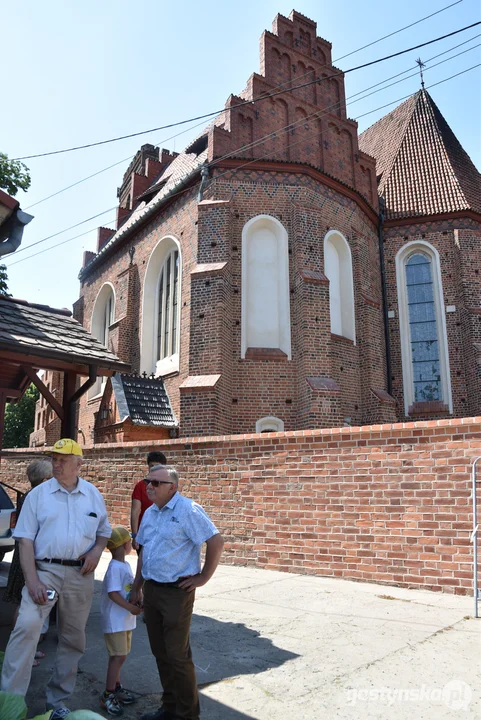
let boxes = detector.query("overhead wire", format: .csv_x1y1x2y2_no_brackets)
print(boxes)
21,8,478,211
11,20,481,161
7,58,480,269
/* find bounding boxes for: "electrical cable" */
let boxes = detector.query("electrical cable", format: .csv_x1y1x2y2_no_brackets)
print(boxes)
12,20,481,161
7,60,480,269
22,20,479,211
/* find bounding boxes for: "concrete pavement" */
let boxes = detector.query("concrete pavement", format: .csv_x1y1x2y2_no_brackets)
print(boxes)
1,551,480,719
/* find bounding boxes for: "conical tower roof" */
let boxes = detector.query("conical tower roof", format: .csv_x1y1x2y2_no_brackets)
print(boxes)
359,89,481,220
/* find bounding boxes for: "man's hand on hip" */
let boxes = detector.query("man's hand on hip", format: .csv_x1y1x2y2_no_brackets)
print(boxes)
79,546,103,575
27,578,49,604
178,573,207,592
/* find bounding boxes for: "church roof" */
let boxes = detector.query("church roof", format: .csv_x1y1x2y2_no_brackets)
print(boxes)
111,373,177,427
358,89,481,220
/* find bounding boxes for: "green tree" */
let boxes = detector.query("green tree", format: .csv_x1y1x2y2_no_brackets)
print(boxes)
0,153,31,196
3,384,39,448
0,264,9,295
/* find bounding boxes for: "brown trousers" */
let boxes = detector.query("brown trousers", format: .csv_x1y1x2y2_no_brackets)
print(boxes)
143,580,199,720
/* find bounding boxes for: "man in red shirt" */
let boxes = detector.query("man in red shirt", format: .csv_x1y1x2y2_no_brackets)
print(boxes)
131,451,167,552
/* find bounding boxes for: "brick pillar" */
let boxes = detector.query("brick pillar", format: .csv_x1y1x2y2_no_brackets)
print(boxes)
180,199,232,437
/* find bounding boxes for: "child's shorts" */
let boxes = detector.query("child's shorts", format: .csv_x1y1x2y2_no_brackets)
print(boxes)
104,630,132,656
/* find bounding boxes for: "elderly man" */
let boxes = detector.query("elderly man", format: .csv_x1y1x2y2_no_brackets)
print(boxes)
131,465,224,720
1,438,111,719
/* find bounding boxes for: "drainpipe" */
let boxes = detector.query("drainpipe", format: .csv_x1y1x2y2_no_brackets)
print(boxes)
0,209,34,257
378,196,393,396
197,165,210,202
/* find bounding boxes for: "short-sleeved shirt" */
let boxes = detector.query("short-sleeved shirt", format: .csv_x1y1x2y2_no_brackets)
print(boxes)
136,492,219,583
101,559,136,634
132,480,153,530
13,476,111,560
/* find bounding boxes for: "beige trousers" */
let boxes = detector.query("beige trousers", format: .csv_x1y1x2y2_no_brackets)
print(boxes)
0,561,94,709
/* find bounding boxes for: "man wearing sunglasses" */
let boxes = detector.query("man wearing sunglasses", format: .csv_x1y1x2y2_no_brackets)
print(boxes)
130,465,224,720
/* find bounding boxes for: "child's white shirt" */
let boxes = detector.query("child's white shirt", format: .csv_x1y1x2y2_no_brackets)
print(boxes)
101,558,137,634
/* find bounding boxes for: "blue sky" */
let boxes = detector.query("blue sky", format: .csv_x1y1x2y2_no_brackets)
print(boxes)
2,0,480,310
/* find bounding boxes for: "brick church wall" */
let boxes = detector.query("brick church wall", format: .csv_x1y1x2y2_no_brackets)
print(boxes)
3,416,478,596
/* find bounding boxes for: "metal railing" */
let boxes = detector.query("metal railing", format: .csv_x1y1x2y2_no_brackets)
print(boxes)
471,457,480,619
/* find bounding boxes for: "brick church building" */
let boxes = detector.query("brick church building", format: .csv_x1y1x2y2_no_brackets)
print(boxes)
33,10,481,445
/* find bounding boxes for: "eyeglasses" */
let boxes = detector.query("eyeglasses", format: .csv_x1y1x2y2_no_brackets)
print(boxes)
144,478,174,488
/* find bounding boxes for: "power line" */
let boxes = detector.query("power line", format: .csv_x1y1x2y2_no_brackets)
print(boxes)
21,30,481,214
7,61,480,270
20,7,477,212
12,21,481,161
333,0,464,62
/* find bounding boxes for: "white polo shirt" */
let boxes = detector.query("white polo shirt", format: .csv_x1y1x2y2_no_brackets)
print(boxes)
13,476,111,560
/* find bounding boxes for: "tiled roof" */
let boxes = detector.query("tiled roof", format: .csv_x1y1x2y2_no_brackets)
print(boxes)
0,295,128,371
112,374,177,427
358,89,481,220
80,149,208,278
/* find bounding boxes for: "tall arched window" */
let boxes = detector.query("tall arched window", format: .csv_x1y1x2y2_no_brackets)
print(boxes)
141,237,182,376
396,241,452,415
89,283,115,397
156,248,179,362
324,230,355,342
241,215,291,359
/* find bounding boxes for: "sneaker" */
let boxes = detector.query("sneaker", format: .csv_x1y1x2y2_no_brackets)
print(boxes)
49,709,71,720
115,684,136,704
100,691,123,716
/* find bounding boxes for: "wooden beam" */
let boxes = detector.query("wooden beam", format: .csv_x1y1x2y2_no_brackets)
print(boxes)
61,371,77,439
21,366,64,420
0,388,22,399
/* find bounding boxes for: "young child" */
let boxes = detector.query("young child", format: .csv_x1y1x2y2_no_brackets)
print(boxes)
100,526,142,716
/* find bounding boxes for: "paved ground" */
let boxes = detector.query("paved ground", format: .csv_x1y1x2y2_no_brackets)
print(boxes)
1,551,480,719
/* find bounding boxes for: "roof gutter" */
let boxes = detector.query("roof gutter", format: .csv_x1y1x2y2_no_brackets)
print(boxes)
378,196,393,396
79,164,203,280
0,209,34,257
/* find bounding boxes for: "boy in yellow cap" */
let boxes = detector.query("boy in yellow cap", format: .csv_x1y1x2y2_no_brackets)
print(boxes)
100,526,141,716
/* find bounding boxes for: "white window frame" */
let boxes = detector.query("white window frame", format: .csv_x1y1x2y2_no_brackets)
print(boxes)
89,283,116,399
395,240,452,415
256,416,284,433
141,236,182,377
323,230,356,342
241,214,291,359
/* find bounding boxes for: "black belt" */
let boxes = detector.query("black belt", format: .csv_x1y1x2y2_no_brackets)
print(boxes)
40,558,84,567
147,577,186,588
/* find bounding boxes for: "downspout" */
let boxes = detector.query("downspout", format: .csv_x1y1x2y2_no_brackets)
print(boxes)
0,209,34,257
378,196,393,395
197,165,210,202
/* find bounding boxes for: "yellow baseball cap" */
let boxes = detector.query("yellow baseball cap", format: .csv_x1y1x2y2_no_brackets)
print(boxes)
107,526,131,550
50,438,83,456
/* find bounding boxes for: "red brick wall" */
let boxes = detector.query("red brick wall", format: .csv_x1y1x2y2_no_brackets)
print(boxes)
2,416,479,595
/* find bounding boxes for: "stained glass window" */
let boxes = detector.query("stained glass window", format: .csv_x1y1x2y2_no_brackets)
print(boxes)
406,253,442,402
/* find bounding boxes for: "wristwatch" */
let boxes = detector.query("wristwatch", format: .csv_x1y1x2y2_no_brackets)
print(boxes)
131,533,137,539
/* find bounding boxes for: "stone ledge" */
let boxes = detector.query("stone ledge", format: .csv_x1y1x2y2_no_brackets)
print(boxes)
179,374,221,391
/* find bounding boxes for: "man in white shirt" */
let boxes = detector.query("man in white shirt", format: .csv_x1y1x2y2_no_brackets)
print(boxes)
131,465,224,720
0,438,111,720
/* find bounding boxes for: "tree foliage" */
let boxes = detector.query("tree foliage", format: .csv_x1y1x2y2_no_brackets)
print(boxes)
0,152,31,196
3,384,39,448
0,264,9,295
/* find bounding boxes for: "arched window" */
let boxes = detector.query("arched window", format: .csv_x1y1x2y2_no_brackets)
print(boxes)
396,241,452,415
241,215,291,359
256,416,284,433
141,237,182,376
324,230,355,342
89,283,115,398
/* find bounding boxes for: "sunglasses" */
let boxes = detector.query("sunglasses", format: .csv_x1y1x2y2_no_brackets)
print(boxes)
143,478,173,488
